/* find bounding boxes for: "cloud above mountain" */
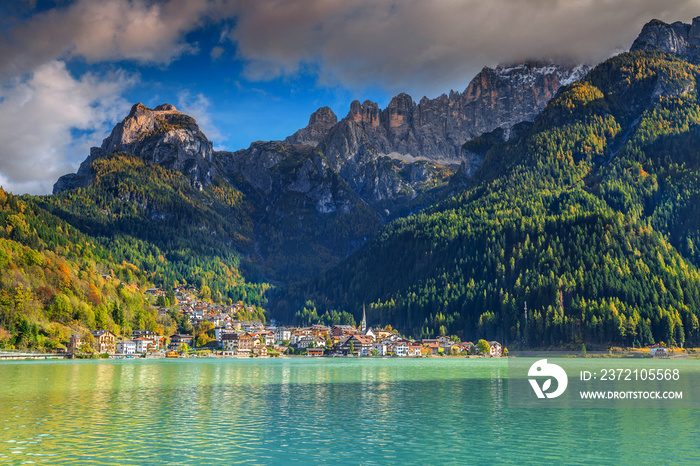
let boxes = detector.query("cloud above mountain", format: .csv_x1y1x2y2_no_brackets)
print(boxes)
0,0,698,194
0,61,135,195
227,0,700,95
3,0,698,93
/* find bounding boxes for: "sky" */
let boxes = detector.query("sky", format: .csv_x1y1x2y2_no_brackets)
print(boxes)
1,0,699,195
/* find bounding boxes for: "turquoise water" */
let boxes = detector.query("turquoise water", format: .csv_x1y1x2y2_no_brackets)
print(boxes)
0,357,698,464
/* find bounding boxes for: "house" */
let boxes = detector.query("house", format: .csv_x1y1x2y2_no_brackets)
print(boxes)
252,345,268,357
68,334,83,353
132,330,161,348
295,336,326,349
383,333,401,343
340,334,374,356
145,288,163,296
332,325,356,337
372,343,387,356
374,328,393,340
222,333,241,352
169,334,193,351
274,345,289,355
290,332,306,346
408,343,423,357
260,330,275,346
133,337,154,354
91,330,117,354
437,336,452,345
311,325,330,338
307,348,325,357
650,345,669,358
237,332,254,355
425,343,440,355
391,341,410,357
117,340,136,355
244,321,264,333
275,327,291,344
488,341,502,357
214,326,237,346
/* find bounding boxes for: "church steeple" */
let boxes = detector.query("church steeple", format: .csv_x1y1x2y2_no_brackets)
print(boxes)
361,304,367,333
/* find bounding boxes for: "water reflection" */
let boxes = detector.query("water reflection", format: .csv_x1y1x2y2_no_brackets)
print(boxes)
0,359,699,464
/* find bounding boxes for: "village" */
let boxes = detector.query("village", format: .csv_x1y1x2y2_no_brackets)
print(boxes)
66,286,504,359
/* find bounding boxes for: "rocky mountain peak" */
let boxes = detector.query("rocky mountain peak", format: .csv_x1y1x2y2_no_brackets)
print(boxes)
308,106,337,126
349,100,382,127
153,103,178,112
102,103,210,158
385,93,415,129
285,106,337,146
53,103,216,194
631,16,700,61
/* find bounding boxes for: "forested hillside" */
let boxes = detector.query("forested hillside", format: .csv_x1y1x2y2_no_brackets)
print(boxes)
0,188,159,350
295,51,700,348
36,153,270,306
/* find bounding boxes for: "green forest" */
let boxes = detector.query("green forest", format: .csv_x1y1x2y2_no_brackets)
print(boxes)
5,49,700,350
294,51,700,349
0,188,162,350
35,153,270,307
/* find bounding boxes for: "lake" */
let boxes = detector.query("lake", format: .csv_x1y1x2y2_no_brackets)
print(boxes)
0,357,698,464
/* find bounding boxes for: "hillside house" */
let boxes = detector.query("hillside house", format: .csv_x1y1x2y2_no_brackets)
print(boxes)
488,341,502,357
169,334,193,351
91,330,117,354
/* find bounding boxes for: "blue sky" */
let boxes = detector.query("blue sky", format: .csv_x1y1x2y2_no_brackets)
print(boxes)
1,0,699,194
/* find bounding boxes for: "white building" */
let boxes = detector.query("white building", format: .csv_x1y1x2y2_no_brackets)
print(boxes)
261,331,275,346
391,341,409,357
275,327,291,343
296,336,326,349
117,340,136,355
133,337,153,354
372,343,387,356
215,326,237,346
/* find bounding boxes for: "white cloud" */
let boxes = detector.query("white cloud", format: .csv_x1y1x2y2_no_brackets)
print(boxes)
227,0,700,96
177,91,227,150
0,61,136,195
0,0,216,76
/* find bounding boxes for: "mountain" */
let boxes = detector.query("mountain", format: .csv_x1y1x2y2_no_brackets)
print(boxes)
285,62,588,205
55,103,218,193
290,62,589,162
216,141,382,279
51,59,587,283
291,43,700,348
631,16,700,63
38,15,700,348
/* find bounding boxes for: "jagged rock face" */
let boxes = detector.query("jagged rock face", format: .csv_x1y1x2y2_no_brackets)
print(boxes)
217,142,362,215
308,62,588,201
285,107,338,146
631,17,700,62
292,62,589,190
53,103,216,193
101,103,213,163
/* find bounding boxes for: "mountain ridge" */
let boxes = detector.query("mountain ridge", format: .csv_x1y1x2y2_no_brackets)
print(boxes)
292,46,700,347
